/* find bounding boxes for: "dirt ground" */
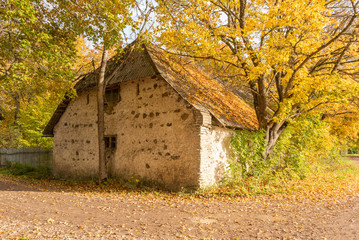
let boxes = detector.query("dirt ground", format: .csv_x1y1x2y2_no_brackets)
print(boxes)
347,155,359,165
0,175,359,239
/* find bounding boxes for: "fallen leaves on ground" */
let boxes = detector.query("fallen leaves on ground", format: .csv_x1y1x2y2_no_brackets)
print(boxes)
0,161,358,239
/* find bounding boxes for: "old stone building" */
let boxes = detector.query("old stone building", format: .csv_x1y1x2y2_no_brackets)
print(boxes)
43,45,258,190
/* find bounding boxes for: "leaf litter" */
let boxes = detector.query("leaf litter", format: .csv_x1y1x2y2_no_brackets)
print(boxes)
0,170,358,239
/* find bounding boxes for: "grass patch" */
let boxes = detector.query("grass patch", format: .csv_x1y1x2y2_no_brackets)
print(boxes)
2,161,51,179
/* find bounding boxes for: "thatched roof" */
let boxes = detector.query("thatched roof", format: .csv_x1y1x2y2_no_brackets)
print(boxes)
43,45,258,137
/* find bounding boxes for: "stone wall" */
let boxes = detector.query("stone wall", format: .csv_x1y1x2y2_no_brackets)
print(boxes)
53,89,99,179
105,76,202,190
53,76,202,189
199,112,234,187
52,74,234,189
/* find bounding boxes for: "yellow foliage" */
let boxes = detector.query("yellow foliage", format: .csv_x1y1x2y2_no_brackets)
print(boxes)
155,0,359,151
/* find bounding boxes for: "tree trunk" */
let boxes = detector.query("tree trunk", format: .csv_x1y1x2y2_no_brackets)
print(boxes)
264,122,287,160
250,76,268,129
14,92,20,122
98,48,108,184
250,75,288,160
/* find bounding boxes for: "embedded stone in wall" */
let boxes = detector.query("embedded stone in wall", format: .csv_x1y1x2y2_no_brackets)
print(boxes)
181,113,189,120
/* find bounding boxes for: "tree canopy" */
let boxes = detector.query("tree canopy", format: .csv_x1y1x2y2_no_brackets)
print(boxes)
0,0,77,148
155,0,359,157
1,0,358,160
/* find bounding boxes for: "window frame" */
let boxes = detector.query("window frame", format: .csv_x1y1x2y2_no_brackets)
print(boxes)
104,135,117,150
104,85,121,104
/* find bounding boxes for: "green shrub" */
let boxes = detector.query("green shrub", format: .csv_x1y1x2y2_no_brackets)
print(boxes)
224,116,344,194
349,148,359,154
348,140,359,154
227,129,267,180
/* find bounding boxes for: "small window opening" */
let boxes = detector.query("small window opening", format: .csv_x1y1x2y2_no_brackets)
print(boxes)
111,137,116,148
136,83,140,96
105,86,121,104
105,91,112,102
86,94,90,105
105,136,117,149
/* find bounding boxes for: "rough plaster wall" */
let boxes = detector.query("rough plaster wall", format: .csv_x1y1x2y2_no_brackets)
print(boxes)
52,75,232,189
105,76,202,190
199,113,234,187
53,90,98,179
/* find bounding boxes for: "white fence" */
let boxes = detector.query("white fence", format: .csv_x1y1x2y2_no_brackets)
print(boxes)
0,148,52,167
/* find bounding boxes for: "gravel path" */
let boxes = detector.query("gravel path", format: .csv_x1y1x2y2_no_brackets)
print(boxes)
0,176,359,239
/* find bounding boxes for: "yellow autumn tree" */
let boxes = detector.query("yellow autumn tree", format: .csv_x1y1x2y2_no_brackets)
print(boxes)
0,0,77,148
73,36,120,79
155,0,359,158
